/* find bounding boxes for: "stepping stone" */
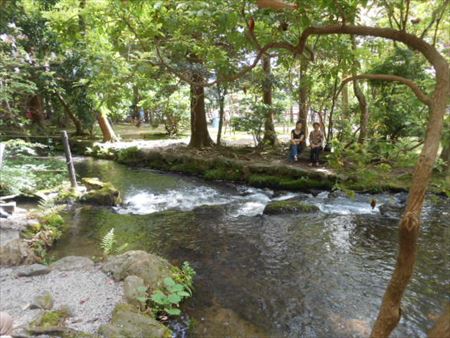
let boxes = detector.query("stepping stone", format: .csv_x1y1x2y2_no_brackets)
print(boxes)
17,264,50,277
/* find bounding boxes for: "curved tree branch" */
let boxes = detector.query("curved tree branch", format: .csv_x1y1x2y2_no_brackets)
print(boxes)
294,24,449,76
341,74,432,106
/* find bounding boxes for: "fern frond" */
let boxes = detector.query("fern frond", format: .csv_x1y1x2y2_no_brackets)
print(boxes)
101,228,116,255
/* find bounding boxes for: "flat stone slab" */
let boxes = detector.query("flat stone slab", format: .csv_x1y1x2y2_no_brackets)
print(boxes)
50,256,94,272
17,264,50,277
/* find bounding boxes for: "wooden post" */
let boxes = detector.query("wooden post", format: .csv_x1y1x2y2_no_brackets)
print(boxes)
61,131,78,189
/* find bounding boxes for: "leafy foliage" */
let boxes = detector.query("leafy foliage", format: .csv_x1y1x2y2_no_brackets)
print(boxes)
136,261,196,318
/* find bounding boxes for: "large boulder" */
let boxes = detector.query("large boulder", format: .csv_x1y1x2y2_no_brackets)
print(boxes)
0,238,37,266
80,182,121,206
102,251,172,291
98,304,171,338
50,256,94,271
263,199,319,215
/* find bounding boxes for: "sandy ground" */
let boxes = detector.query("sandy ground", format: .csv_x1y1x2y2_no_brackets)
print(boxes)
0,264,123,334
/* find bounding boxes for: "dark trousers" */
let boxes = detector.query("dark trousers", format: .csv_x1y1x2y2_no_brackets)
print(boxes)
310,147,321,163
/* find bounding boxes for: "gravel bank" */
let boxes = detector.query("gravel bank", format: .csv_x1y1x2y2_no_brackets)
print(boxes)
0,263,123,334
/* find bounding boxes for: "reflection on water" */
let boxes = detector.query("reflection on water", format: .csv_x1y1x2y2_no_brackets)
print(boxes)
53,157,450,337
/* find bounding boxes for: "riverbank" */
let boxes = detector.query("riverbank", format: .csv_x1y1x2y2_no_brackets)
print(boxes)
86,141,416,194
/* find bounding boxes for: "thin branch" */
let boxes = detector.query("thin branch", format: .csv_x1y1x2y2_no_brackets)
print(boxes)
420,0,449,39
341,74,432,106
381,0,402,30
402,0,411,31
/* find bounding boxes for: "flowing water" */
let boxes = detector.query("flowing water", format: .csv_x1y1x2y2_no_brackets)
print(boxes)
52,157,450,338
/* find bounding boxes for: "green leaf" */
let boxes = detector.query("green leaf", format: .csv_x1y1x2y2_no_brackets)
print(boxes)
168,284,184,293
165,308,181,316
151,291,169,305
163,277,176,287
136,286,148,293
136,296,147,303
167,294,182,304
177,291,191,298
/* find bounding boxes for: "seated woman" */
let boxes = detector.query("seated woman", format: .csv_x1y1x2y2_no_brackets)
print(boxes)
309,122,324,167
289,121,305,162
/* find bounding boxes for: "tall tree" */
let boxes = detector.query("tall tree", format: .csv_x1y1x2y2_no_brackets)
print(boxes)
262,54,278,145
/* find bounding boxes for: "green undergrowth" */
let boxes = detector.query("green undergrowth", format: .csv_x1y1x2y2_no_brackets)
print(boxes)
136,262,196,318
204,167,242,181
24,199,66,263
33,309,70,329
0,154,67,196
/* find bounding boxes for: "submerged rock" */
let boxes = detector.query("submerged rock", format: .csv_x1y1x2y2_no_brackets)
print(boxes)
0,238,37,266
50,256,94,272
263,199,319,215
102,250,172,291
17,264,50,277
98,303,170,338
379,201,404,219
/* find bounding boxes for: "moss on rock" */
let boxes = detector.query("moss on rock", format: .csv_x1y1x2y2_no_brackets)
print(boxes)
248,175,281,188
29,309,70,333
263,199,319,215
98,303,171,338
80,183,121,206
204,168,242,181
117,146,141,164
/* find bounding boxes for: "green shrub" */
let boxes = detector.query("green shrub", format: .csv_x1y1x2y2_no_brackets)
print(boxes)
136,262,196,318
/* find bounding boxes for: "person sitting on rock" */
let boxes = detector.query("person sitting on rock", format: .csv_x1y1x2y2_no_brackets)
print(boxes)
309,122,324,167
289,121,305,162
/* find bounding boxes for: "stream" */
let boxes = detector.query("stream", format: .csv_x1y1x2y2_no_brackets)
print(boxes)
51,157,449,338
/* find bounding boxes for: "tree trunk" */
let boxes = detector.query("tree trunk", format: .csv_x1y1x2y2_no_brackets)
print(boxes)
28,95,45,129
216,86,226,146
298,57,309,135
351,38,369,144
342,80,349,116
56,93,84,135
262,54,278,145
97,113,118,142
189,72,214,148
369,53,449,338
326,76,339,146
353,77,369,144
440,143,450,177
428,304,450,338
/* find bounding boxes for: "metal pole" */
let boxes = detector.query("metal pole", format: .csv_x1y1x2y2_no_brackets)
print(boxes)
61,131,78,189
